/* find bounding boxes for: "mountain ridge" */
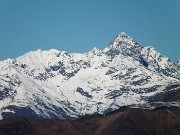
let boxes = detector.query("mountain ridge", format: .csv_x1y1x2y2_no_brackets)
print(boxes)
0,32,180,119
0,107,180,135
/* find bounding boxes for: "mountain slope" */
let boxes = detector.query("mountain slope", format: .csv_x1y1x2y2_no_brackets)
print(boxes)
0,32,179,119
0,107,180,135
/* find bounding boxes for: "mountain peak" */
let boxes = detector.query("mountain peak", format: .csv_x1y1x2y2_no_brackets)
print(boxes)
117,32,131,40
109,32,136,48
118,32,128,37
119,32,127,36
104,32,142,57
88,47,102,55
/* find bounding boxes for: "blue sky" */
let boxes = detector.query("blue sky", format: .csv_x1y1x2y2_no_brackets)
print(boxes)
0,0,179,61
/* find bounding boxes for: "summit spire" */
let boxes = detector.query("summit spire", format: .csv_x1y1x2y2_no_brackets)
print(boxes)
119,32,127,36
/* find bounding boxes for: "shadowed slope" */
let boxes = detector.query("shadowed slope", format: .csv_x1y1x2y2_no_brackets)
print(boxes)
0,107,180,135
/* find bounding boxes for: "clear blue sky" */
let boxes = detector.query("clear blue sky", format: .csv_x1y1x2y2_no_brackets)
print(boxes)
0,0,179,61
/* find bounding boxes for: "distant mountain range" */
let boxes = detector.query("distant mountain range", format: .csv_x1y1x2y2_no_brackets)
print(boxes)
0,32,180,119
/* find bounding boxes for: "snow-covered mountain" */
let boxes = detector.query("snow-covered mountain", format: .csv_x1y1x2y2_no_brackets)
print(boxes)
176,60,180,70
0,32,180,119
